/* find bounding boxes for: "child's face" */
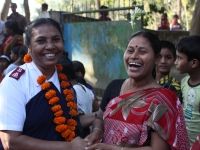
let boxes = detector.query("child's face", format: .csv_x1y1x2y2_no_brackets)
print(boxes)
175,51,190,74
156,48,175,75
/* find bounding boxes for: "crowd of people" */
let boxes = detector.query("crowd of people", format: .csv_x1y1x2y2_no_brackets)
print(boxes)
158,13,182,31
0,2,200,150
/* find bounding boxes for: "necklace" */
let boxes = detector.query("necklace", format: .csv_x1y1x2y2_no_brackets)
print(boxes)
37,64,78,141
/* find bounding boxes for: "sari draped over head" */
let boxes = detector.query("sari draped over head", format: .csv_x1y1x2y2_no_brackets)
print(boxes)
103,88,190,150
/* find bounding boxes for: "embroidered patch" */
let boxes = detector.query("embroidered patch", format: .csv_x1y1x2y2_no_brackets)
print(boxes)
9,67,25,80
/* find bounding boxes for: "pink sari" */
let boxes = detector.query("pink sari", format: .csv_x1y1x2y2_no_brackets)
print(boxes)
103,88,189,150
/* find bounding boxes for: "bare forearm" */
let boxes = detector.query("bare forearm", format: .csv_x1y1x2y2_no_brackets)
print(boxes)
0,132,69,150
120,146,152,150
79,114,95,127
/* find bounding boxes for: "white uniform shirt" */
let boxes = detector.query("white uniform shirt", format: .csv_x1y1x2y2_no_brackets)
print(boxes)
0,62,60,131
73,83,94,114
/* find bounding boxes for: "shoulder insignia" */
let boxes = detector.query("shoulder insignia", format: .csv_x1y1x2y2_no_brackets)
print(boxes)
9,67,25,80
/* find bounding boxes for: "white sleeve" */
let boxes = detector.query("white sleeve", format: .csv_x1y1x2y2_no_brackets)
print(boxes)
0,76,26,131
73,84,94,114
73,84,85,113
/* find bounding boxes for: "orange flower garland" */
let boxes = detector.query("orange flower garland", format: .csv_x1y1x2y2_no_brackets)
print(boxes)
37,64,78,142
23,53,32,63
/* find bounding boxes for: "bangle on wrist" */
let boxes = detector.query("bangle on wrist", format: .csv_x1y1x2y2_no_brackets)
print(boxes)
93,127,103,132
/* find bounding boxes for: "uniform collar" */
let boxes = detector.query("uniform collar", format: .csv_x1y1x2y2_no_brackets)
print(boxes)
30,62,59,89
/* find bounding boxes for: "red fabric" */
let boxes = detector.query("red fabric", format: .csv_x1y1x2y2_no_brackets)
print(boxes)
191,134,200,150
103,88,189,150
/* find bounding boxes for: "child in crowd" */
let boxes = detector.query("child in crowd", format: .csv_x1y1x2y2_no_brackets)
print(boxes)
158,13,170,30
175,35,200,146
4,45,27,75
155,40,181,100
170,14,182,31
0,55,10,82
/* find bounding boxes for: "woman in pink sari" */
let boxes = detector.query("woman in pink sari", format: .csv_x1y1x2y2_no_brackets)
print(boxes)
86,31,189,150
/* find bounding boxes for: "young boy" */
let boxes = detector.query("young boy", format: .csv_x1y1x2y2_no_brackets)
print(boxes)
155,40,181,99
175,35,200,145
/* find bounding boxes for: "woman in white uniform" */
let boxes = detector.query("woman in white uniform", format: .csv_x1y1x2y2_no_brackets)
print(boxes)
0,18,92,150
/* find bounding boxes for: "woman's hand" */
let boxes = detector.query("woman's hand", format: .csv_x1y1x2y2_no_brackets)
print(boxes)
84,127,103,146
85,143,119,150
71,136,88,150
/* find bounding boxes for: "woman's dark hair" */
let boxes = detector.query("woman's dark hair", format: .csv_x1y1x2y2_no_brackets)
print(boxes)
129,30,161,55
160,40,176,58
73,60,86,77
42,3,48,11
11,46,21,56
25,18,63,46
176,35,200,61
5,20,21,35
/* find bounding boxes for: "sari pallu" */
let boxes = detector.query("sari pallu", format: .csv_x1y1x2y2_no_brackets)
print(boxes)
103,88,190,150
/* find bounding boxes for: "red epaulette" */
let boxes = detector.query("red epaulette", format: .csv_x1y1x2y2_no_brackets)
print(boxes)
9,67,25,80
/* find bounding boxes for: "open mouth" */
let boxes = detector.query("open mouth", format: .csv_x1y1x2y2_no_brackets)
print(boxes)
129,62,142,68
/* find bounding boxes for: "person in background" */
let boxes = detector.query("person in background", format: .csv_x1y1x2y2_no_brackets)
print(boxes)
170,14,182,31
0,20,23,56
99,5,111,21
155,40,181,100
59,58,100,138
72,60,95,114
4,45,28,75
7,3,27,34
38,3,50,18
85,31,189,150
0,20,5,46
158,13,170,30
72,60,99,111
175,35,200,146
0,55,10,82
0,18,96,150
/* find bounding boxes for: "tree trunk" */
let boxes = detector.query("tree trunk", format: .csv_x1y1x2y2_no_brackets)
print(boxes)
190,0,200,35
24,0,30,23
0,0,11,21
178,0,182,21
96,0,100,9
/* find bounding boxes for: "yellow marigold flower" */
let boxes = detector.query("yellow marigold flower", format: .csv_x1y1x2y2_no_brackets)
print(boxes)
69,109,78,117
61,81,70,88
41,82,51,90
51,105,61,112
45,90,56,99
54,117,66,125
56,64,63,72
23,53,32,63
49,97,59,105
54,110,64,117
58,73,68,81
55,124,68,133
37,75,46,85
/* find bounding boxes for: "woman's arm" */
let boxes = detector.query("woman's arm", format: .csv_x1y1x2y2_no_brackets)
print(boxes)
83,109,104,145
85,131,170,150
0,130,87,150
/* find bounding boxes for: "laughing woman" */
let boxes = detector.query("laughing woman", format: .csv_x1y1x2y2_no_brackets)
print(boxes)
86,31,190,150
0,18,88,150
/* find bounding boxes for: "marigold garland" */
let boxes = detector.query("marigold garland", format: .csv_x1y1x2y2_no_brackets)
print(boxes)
37,64,78,141
23,53,32,63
